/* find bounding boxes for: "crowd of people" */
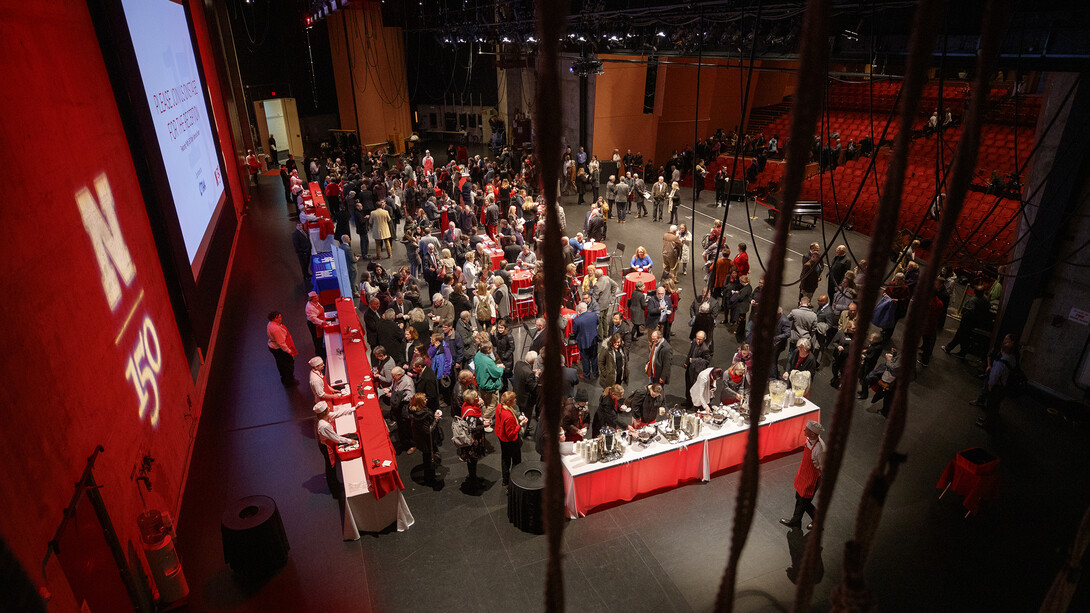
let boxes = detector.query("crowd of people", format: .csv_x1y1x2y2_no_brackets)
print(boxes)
264,135,1015,518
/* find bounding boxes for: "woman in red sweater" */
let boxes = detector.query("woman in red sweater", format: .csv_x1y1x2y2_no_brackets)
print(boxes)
494,391,527,486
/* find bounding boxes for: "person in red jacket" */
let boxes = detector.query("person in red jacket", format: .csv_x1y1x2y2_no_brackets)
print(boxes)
733,243,750,277
494,391,527,486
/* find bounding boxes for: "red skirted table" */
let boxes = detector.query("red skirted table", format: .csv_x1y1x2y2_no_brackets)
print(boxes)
477,235,506,272
582,242,608,275
620,271,657,319
510,270,536,319
562,399,819,518
322,298,414,538
937,447,1000,516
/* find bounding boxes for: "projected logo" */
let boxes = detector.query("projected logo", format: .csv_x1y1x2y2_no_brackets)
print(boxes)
76,173,163,427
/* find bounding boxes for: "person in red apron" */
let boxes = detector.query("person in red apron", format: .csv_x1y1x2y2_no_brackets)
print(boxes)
780,420,826,530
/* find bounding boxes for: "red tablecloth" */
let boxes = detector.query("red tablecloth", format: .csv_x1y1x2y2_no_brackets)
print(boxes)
563,405,818,517
510,270,536,319
302,182,334,239
477,235,505,272
936,447,1000,514
582,242,607,275
560,307,579,366
334,298,404,501
620,272,656,318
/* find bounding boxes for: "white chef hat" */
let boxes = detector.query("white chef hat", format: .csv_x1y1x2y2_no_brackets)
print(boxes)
313,401,329,414
309,356,324,368
805,420,824,436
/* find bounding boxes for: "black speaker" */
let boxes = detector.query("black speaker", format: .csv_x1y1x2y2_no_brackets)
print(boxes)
643,56,659,114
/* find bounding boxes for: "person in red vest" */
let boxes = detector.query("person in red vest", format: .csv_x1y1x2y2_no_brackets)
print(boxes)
780,420,826,530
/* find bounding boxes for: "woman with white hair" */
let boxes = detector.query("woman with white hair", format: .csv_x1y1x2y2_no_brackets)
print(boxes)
783,338,819,384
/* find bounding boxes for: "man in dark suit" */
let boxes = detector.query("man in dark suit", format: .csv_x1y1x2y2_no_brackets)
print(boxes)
292,222,312,281
513,352,539,420
528,318,547,354
412,356,440,414
684,330,714,394
363,297,382,350
647,330,673,385
376,310,406,366
570,303,600,380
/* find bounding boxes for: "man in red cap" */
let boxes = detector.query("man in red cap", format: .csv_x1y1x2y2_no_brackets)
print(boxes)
780,419,826,530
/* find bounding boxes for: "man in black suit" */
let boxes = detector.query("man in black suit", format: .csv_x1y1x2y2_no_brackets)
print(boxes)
513,352,539,420
528,318,547,354
412,356,440,414
647,330,673,385
292,222,312,281
376,310,406,366
363,297,382,350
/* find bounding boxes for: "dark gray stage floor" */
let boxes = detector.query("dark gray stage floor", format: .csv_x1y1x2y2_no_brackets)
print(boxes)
176,174,1090,612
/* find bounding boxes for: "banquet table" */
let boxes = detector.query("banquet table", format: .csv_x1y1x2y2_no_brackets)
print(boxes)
477,235,506,272
561,398,820,518
582,242,608,275
510,269,536,319
303,182,335,254
620,271,656,319
323,297,414,537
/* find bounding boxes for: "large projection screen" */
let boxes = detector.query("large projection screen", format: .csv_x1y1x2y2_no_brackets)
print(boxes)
119,0,226,277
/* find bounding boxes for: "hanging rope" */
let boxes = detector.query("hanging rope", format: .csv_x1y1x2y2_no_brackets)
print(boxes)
829,2,1012,609
712,0,832,610
532,0,569,611
790,0,942,609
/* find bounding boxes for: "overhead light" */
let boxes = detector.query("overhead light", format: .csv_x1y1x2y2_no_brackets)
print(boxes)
501,36,511,43
657,31,666,37
527,36,536,42
609,35,620,42
577,35,586,42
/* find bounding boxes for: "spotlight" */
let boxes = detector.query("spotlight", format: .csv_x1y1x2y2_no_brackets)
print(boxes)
657,31,666,38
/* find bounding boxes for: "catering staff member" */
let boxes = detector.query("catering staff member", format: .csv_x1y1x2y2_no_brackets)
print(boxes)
309,357,348,404
688,367,723,411
305,292,326,359
592,385,627,436
780,420,826,530
314,400,361,499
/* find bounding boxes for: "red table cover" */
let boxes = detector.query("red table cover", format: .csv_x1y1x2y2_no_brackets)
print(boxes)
334,298,404,500
510,270,536,319
302,182,335,239
936,447,1000,514
565,407,817,517
620,271,656,318
582,242,607,275
476,235,506,272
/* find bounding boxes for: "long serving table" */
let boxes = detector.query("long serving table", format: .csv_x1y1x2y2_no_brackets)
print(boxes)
324,297,414,538
561,398,820,518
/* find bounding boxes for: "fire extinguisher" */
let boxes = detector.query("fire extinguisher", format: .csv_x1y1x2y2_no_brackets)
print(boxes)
137,510,189,605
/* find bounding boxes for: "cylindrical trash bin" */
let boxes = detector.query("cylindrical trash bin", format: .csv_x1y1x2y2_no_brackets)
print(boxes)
507,461,546,534
220,495,290,578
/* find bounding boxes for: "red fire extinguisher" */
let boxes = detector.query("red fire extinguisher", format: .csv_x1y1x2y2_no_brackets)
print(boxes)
137,510,189,605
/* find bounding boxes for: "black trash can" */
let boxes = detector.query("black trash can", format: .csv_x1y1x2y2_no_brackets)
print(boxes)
507,461,546,534
221,495,290,578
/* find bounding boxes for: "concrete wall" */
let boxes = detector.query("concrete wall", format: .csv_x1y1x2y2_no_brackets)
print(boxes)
1011,72,1090,401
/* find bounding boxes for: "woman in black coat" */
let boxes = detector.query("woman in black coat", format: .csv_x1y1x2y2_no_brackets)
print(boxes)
628,282,648,341
592,385,627,437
